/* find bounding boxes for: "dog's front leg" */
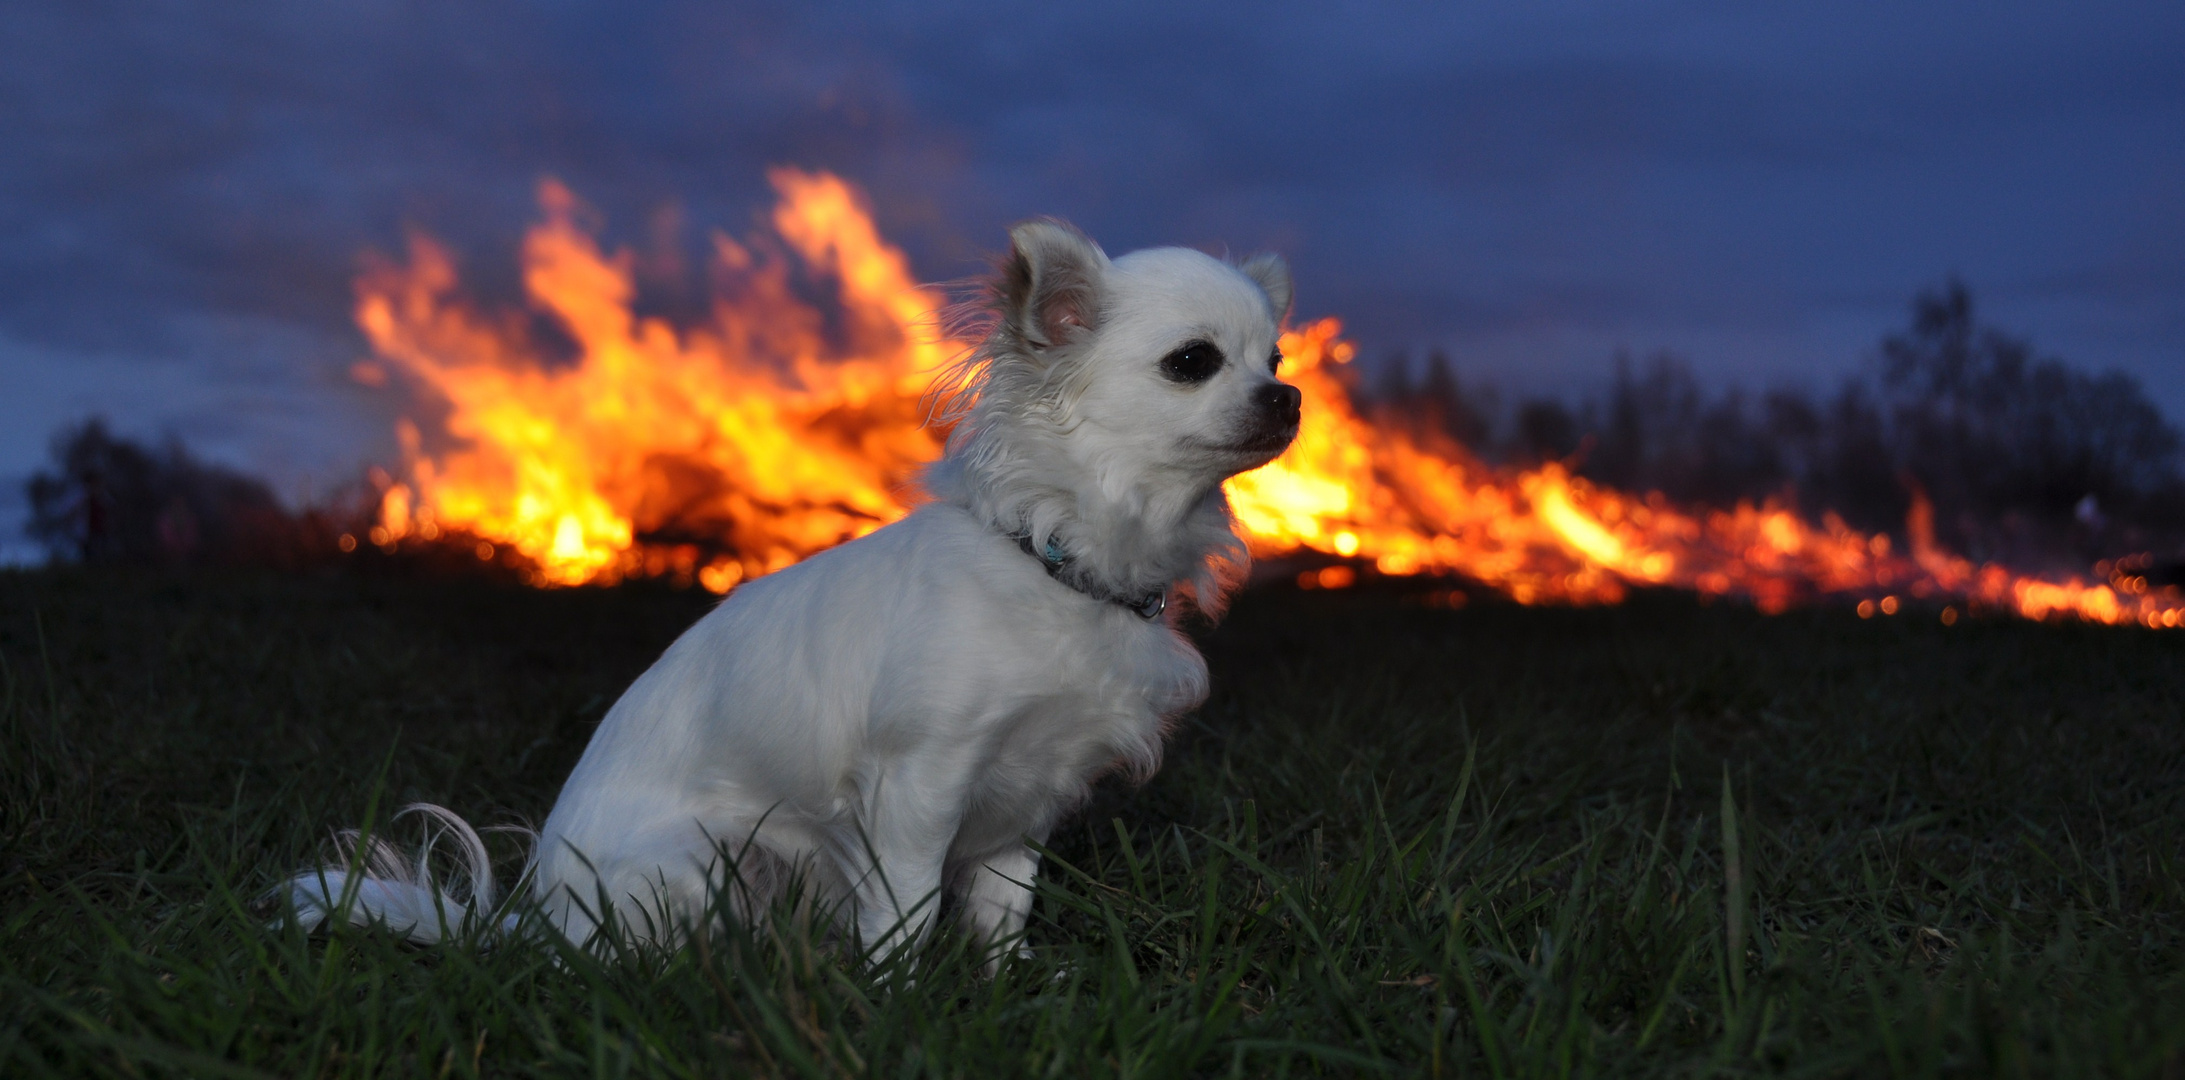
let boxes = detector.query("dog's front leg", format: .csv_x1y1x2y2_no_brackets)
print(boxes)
959,826,1051,974
841,763,965,963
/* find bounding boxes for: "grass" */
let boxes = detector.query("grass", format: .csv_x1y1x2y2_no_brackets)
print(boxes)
2,566,2182,1077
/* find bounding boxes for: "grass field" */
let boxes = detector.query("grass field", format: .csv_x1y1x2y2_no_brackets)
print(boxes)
2,567,2182,1077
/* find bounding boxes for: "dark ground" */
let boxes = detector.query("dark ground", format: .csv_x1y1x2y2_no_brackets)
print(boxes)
2,568,2181,1077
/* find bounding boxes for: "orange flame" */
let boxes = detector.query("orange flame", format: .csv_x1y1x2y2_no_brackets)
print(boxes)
354,170,2185,629
356,170,952,591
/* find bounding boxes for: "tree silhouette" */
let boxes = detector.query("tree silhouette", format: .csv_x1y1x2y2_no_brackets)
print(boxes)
26,419,303,566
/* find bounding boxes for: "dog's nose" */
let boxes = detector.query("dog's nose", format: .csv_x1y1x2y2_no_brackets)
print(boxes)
1256,383,1302,426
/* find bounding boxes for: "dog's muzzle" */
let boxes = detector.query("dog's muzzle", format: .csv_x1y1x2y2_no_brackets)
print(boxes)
1237,383,1302,453
1257,382,1302,426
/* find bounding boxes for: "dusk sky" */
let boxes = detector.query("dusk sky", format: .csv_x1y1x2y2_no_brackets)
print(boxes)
5,1,2182,555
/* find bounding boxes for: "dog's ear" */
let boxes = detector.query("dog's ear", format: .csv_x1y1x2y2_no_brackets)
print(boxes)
1002,219,1107,352
1239,252,1292,323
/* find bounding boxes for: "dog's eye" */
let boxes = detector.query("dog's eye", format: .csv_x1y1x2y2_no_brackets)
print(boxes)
1268,347,1283,374
1158,340,1225,384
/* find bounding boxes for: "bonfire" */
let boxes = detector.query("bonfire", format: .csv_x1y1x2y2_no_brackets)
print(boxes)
347,169,2184,629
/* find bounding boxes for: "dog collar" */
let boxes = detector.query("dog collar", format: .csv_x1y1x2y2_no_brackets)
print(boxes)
1013,533,1167,620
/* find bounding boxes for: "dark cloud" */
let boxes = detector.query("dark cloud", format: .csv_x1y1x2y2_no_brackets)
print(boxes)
2,0,2181,533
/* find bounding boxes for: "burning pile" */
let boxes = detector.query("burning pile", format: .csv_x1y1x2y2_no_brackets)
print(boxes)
350,170,2185,629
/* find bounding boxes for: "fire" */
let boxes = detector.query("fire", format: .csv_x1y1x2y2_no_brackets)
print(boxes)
354,170,2185,629
355,170,950,590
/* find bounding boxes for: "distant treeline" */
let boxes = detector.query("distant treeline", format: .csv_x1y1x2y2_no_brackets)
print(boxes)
24,420,338,568
1370,281,2184,571
23,281,2183,574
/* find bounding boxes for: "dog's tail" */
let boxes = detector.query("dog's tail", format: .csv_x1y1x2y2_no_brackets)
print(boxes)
276,803,526,945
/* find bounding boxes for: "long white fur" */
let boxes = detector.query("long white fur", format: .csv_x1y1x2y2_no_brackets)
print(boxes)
284,803,509,944
280,219,1298,966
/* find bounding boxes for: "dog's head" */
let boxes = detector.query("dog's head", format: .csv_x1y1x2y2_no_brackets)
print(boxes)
930,219,1297,612
981,219,1299,489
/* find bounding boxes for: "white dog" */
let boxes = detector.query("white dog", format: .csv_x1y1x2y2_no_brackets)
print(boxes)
284,219,1300,965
